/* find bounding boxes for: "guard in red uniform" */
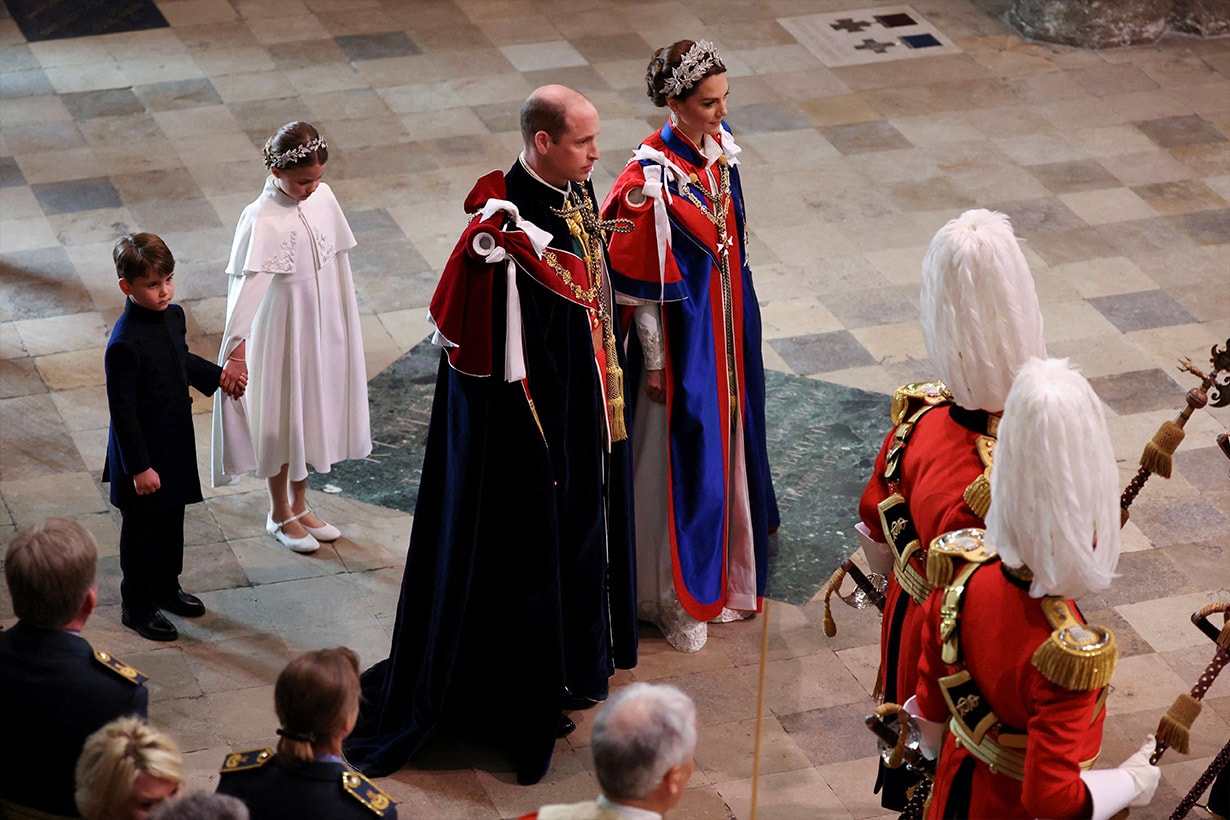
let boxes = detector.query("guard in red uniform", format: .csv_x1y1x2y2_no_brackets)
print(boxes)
909,357,1160,819
857,209,1046,808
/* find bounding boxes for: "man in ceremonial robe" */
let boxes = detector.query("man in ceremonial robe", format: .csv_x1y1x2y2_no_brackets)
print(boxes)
343,85,636,786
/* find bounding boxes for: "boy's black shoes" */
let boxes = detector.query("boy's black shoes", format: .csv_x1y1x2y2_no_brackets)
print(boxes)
122,607,178,642
159,587,206,618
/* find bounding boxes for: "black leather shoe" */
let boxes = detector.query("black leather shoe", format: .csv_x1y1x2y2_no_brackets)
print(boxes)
122,608,178,642
159,588,205,618
556,714,576,738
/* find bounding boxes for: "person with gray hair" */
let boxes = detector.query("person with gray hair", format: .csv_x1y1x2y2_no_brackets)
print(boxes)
521,683,698,819
148,792,248,820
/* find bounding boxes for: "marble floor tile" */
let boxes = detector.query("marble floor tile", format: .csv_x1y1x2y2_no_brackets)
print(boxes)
1088,289,1200,334
1136,114,1229,149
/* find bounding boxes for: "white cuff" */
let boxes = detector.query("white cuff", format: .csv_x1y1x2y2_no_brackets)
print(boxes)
857,521,893,577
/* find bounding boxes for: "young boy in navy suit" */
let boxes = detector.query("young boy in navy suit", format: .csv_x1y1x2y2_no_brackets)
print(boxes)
104,233,245,641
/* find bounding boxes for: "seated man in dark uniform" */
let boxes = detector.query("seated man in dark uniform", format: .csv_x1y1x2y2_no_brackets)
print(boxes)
0,517,149,818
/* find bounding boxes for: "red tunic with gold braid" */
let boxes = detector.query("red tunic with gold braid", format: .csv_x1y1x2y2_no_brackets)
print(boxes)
915,563,1106,819
858,404,991,705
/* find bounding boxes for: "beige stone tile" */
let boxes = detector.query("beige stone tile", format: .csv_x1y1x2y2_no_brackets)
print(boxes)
474,745,597,819
759,297,843,339
1105,89,1197,121
34,347,106,390
743,650,867,716
993,131,1088,165
1038,300,1121,342
0,215,59,254
631,632,737,681
51,384,109,433
717,766,850,820
1117,592,1230,655
850,322,927,368
1071,124,1165,157
811,366,899,397
43,61,130,94
818,754,888,820
379,767,502,818
14,312,109,357
1058,188,1158,225
0,187,46,221
158,0,238,27
0,324,27,359
1107,652,1194,715
1,471,107,523
1049,257,1157,299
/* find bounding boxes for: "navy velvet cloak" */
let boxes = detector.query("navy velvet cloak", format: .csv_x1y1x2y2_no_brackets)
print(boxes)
344,161,637,786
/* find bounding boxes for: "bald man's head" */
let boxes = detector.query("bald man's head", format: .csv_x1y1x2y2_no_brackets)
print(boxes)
520,85,600,187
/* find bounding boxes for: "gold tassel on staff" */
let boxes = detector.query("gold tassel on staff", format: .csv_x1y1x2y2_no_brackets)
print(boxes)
1121,339,1229,525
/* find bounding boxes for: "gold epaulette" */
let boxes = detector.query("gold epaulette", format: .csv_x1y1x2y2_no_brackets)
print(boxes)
890,382,952,425
926,528,995,589
92,648,148,685
341,771,396,817
962,435,996,519
219,748,273,773
1032,598,1117,691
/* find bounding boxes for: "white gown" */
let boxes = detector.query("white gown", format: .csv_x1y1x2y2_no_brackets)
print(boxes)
210,177,371,486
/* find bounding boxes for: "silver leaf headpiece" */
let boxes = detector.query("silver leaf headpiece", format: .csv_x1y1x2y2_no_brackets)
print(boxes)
267,136,327,169
662,40,724,99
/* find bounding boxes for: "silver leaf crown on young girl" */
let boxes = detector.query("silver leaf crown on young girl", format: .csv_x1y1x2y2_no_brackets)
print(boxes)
265,136,327,169
662,40,724,98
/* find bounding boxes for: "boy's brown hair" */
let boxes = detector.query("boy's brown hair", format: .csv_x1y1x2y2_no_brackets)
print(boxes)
5,517,98,628
113,232,175,283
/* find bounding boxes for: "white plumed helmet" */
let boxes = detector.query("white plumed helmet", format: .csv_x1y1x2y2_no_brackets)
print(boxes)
987,357,1121,600
920,209,1045,412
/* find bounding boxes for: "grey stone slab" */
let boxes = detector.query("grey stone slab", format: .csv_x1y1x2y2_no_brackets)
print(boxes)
819,287,919,329
471,101,522,135
1097,215,1202,256
1087,367,1185,414
0,394,87,481
569,33,651,63
0,44,38,73
0,69,55,99
336,31,422,62
347,207,404,241
61,88,145,121
817,121,912,154
770,329,878,375
111,169,207,207
32,177,123,215
133,78,223,112
1029,158,1121,194
728,103,811,134
0,358,47,399
778,703,878,766
0,156,26,188
267,38,348,70
350,237,436,311
522,65,612,95
1135,115,1228,148
1183,208,1230,246
0,246,94,321
984,195,1087,234
1087,289,1198,333
229,98,311,142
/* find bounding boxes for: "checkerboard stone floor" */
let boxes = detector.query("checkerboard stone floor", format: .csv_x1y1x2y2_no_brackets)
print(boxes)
1,0,1228,817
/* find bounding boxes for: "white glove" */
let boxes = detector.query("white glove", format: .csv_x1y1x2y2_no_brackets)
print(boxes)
857,521,893,577
902,695,946,760
1080,735,1160,820
1122,735,1161,807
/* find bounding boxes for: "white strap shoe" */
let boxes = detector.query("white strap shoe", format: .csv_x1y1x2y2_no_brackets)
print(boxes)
266,512,320,554
299,507,341,542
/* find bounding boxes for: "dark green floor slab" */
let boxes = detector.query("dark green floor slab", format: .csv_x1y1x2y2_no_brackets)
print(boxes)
312,339,892,605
